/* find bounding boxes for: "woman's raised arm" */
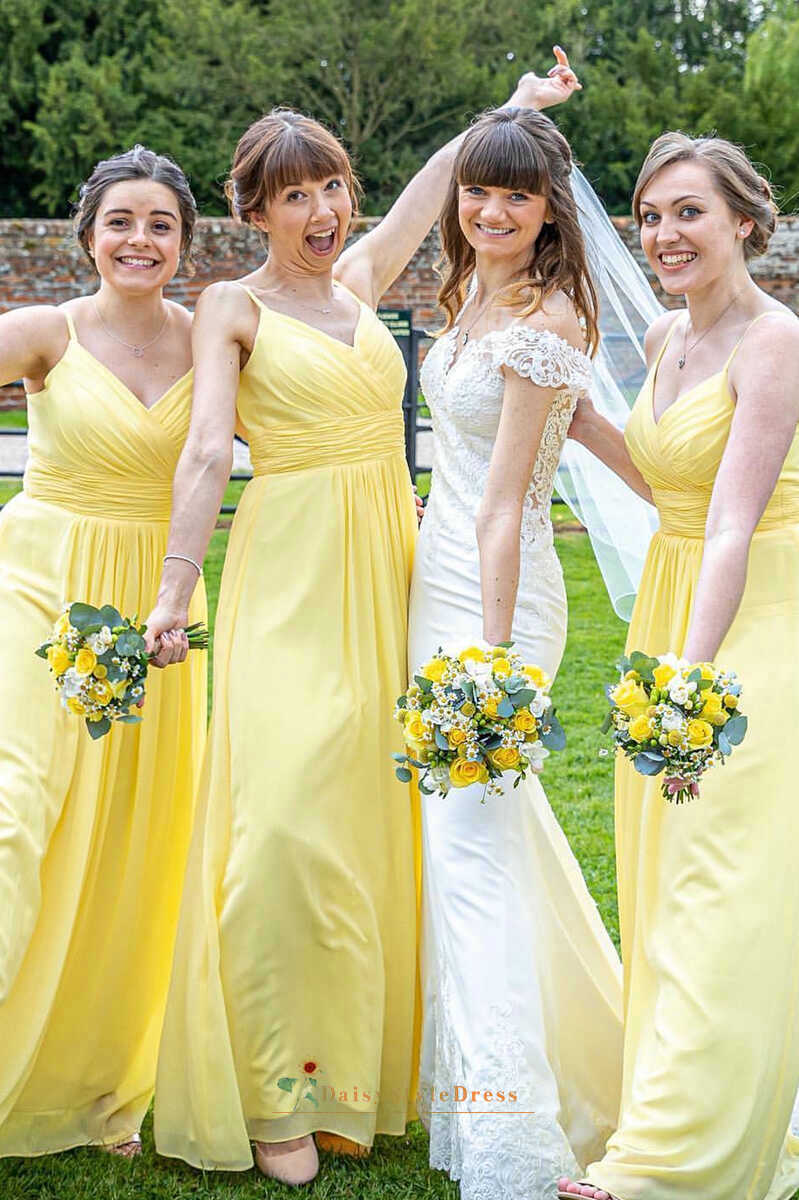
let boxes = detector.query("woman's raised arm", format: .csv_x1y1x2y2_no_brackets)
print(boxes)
335,48,581,309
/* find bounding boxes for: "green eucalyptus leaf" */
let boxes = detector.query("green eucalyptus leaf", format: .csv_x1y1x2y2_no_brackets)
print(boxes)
68,602,100,631
633,750,667,776
395,766,413,783
85,716,111,740
723,714,748,746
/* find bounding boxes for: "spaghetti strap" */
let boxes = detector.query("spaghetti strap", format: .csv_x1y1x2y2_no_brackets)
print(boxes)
61,310,78,342
725,310,783,370
654,312,685,367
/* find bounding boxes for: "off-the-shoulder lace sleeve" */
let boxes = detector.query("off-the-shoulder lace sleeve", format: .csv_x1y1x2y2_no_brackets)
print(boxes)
491,325,592,395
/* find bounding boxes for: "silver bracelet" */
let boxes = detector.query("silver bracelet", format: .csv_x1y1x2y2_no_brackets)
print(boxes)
163,553,202,576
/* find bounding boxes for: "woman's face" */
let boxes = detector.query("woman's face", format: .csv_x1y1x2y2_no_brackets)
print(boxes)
638,159,754,296
254,174,353,272
89,179,183,293
457,183,550,267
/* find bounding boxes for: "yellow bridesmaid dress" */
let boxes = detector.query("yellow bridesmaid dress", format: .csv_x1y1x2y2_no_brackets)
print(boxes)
154,287,419,1170
0,311,206,1155
586,313,799,1200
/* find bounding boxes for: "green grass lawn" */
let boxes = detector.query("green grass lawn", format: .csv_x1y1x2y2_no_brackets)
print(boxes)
0,409,26,428
0,523,624,1200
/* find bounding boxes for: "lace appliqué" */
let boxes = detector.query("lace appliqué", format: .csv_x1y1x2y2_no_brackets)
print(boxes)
420,323,590,559
418,965,578,1200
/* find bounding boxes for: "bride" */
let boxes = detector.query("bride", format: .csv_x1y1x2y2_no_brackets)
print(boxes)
408,104,654,1199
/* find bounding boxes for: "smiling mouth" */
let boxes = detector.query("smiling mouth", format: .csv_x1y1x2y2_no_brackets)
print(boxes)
306,228,337,254
659,251,697,268
475,222,516,238
116,256,159,269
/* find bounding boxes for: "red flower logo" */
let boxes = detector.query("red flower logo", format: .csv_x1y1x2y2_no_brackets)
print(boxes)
303,1061,318,1075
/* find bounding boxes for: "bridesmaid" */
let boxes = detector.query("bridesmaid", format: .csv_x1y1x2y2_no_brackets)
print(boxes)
0,147,206,1158
557,134,799,1199
144,59,578,1186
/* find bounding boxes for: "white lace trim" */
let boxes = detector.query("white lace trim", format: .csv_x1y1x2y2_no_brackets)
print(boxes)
418,964,578,1200
420,323,590,557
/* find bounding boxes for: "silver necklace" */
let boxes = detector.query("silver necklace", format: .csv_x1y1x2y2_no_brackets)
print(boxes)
678,292,741,369
459,288,500,346
282,284,338,315
93,300,169,358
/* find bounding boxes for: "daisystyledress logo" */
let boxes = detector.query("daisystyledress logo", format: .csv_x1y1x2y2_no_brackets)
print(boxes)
277,1061,322,1111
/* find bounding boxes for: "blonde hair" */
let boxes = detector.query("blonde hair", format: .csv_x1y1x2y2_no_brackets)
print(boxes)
435,107,599,354
225,109,361,226
633,132,778,259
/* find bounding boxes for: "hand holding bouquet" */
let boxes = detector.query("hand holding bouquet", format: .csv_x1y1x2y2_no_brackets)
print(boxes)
603,651,747,803
393,642,565,800
37,601,208,740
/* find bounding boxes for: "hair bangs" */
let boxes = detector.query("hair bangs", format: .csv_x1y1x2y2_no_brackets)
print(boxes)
456,118,551,197
263,126,351,205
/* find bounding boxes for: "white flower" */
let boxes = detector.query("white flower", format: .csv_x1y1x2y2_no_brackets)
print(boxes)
529,694,548,718
657,651,688,670
660,706,685,732
521,739,550,772
429,764,451,788
666,677,697,705
61,667,84,698
86,626,114,654
464,656,492,680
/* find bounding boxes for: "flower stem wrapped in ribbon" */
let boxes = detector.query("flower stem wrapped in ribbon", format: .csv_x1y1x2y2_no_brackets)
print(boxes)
393,641,565,801
602,650,747,803
36,601,208,739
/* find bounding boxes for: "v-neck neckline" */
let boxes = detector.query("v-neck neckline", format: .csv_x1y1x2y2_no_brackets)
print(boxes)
29,339,191,413
244,285,365,353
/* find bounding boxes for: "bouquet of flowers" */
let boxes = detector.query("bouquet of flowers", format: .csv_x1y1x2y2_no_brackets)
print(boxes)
36,601,208,740
603,650,747,803
393,642,565,800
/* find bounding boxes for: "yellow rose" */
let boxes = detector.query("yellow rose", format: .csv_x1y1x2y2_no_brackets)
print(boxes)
90,680,113,705
686,719,714,749
513,710,537,733
449,758,489,788
482,695,502,719
461,701,476,717
47,644,71,676
459,646,487,665
67,697,86,716
523,664,551,689
653,663,677,688
611,678,650,718
448,728,467,748
490,746,521,771
623,669,641,681
55,611,71,636
74,647,97,676
700,691,727,726
723,694,738,709
667,729,685,747
422,657,447,683
86,711,106,723
688,662,716,681
111,677,130,700
492,658,512,679
93,663,108,679
628,714,655,743
404,710,427,743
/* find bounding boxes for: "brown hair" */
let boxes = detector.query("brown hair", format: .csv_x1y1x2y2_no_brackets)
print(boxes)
74,145,197,271
633,132,779,259
225,109,361,228
436,107,599,354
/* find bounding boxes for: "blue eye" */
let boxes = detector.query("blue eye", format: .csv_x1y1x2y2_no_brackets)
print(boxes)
680,206,701,218
509,192,528,202
642,212,659,224
326,178,342,190
466,186,485,196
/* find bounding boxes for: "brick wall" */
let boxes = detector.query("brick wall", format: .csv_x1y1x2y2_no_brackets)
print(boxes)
2,214,798,408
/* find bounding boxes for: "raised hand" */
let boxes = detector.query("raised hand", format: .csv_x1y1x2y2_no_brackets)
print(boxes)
513,46,582,111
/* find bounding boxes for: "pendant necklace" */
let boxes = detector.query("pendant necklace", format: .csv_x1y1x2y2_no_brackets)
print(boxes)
460,288,500,346
678,291,741,370
94,300,169,358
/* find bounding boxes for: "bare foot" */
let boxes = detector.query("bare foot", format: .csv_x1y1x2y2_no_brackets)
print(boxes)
557,1178,613,1199
254,1135,319,1186
99,1134,142,1159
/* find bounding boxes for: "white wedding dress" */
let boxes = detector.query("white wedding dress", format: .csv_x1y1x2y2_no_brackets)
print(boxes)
408,314,625,1200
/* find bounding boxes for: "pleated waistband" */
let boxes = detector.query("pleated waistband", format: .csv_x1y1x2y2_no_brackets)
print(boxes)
24,462,171,522
249,410,405,476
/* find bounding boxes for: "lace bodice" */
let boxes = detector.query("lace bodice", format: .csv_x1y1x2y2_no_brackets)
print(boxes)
420,320,592,556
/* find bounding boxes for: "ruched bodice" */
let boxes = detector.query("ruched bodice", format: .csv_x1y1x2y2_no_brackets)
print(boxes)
24,323,192,521
586,311,799,1200
625,314,799,538
0,307,206,1157
154,283,419,1169
237,289,406,475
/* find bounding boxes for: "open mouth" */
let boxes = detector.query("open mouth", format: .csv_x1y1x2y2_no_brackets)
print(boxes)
475,222,516,238
658,251,698,270
116,255,159,270
305,227,337,255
